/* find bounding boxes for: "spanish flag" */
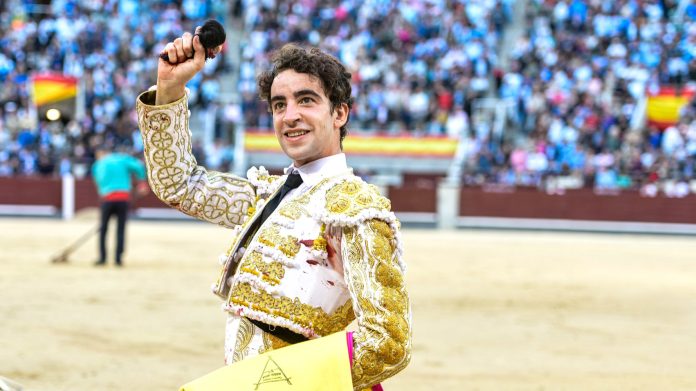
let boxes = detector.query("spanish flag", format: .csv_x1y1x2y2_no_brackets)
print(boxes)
646,86,695,129
244,131,458,158
31,73,78,106
31,73,78,121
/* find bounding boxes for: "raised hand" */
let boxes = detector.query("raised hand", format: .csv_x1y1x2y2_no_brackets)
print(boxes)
155,22,225,105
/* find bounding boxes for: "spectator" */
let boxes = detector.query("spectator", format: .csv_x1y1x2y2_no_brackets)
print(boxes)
0,0,227,177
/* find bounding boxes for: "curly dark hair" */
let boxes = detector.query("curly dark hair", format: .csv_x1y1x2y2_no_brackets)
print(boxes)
257,44,353,147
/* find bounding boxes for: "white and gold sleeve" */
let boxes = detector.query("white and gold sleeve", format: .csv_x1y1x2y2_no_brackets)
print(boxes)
136,90,256,228
341,219,412,390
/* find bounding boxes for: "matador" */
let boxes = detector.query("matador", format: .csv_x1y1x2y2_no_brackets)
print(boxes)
137,40,411,390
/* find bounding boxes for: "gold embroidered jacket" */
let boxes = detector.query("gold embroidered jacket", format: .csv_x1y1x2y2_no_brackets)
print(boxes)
136,90,411,390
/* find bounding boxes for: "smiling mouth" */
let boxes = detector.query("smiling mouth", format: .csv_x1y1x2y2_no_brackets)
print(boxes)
285,130,309,138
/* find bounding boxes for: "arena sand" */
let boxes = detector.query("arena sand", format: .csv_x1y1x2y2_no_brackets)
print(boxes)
1,214,695,391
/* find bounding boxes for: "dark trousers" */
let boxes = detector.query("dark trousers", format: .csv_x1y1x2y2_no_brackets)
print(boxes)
98,201,129,264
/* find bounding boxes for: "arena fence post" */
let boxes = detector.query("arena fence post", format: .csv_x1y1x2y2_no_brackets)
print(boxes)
437,179,460,229
61,172,75,220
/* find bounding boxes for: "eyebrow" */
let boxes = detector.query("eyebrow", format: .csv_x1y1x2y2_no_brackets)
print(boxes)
270,89,323,104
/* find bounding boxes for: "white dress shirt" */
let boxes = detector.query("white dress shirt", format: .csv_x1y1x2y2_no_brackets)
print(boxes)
282,153,352,201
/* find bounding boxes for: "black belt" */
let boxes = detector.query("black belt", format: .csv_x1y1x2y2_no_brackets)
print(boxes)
247,318,308,344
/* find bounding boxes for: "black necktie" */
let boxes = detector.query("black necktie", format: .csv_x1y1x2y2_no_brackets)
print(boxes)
258,171,303,225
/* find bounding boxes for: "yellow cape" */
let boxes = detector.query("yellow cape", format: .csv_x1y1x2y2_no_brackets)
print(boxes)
180,332,353,391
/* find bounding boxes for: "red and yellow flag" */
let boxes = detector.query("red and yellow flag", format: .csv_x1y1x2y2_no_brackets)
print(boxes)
646,86,695,129
31,73,78,106
244,131,458,158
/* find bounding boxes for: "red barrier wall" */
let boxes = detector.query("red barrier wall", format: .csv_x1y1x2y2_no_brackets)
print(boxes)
2,177,695,224
389,186,438,213
0,177,168,211
459,186,696,224
0,177,62,207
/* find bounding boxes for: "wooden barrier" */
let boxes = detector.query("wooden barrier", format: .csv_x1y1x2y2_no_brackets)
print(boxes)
459,186,696,224
1,177,695,225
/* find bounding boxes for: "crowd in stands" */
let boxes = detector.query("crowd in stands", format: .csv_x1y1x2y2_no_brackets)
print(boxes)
0,0,228,177
482,0,696,196
239,0,696,197
238,0,512,135
2,0,696,199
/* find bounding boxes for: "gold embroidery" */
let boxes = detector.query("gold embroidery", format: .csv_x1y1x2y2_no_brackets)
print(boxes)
152,148,177,166
342,221,411,389
371,220,394,239
232,199,253,221
203,194,229,220
356,192,374,206
328,196,351,214
233,318,254,362
258,225,281,248
229,283,355,337
239,251,285,285
257,172,281,183
312,236,327,252
381,287,408,314
261,330,290,352
136,91,256,230
155,166,184,187
147,113,172,134
279,200,306,219
278,235,300,257
338,181,361,195
378,338,405,365
310,224,328,252
357,350,381,376
375,262,403,289
257,224,301,258
324,180,392,217
369,232,392,263
384,313,409,344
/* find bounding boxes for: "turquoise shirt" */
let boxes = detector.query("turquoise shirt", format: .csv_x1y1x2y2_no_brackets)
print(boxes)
91,153,146,196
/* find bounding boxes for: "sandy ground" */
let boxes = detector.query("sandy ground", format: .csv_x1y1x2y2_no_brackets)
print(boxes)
1,212,696,391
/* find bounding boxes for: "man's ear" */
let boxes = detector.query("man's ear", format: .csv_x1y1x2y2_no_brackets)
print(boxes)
333,103,349,129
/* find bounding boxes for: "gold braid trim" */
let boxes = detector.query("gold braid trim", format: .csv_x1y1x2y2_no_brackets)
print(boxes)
228,282,355,337
343,220,411,390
